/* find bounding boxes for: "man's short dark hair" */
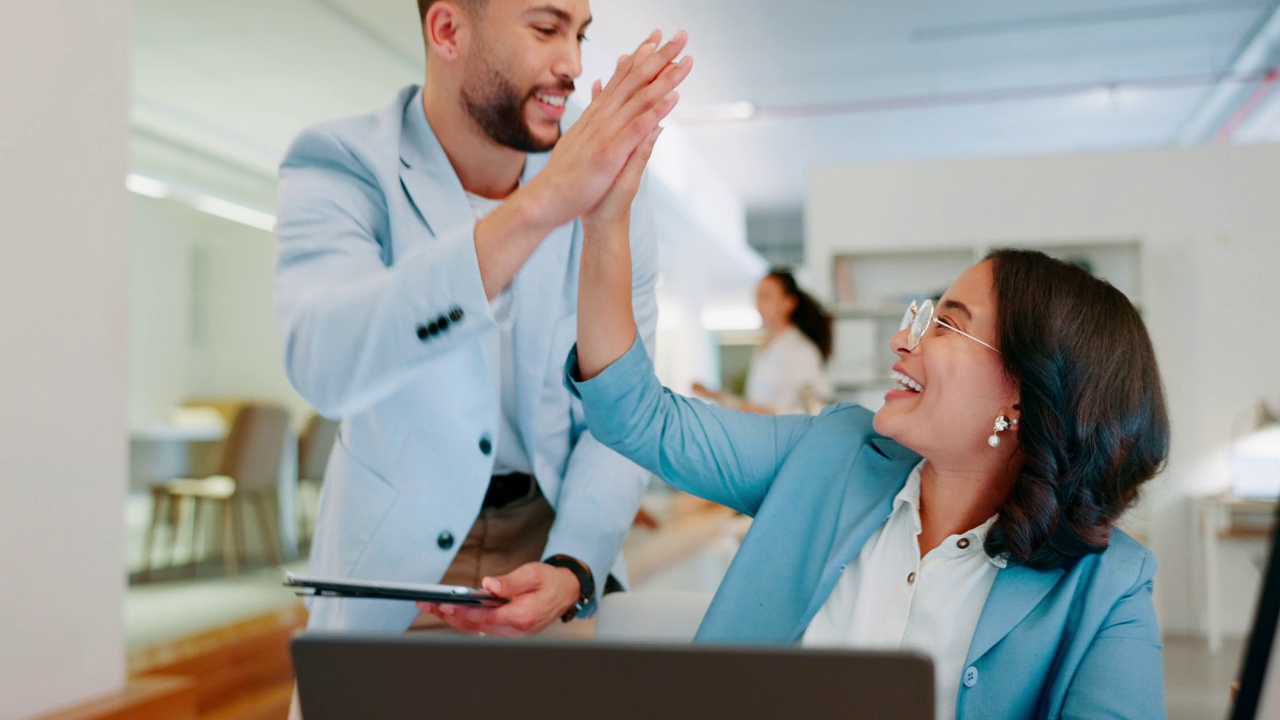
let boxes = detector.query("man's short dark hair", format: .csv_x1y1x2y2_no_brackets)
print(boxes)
418,0,483,23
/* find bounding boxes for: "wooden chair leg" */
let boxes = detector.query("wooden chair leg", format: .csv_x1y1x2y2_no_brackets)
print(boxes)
305,481,321,543
186,497,203,578
271,491,296,563
297,482,310,542
306,481,319,540
221,497,239,579
141,490,166,583
252,493,283,567
169,496,189,570
234,496,249,566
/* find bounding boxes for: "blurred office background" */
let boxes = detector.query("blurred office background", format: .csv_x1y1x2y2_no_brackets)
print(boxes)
4,1,1280,719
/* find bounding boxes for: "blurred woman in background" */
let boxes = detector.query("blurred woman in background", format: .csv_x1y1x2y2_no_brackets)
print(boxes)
694,269,833,414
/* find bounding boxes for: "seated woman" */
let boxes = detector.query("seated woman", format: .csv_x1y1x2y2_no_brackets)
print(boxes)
574,244,1168,718
426,120,1168,717
563,157,1170,719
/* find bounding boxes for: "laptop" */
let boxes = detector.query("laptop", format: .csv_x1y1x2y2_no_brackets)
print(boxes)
293,634,934,719
1230,503,1280,720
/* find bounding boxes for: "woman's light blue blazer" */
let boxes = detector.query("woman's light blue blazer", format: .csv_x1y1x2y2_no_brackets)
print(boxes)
566,338,1166,720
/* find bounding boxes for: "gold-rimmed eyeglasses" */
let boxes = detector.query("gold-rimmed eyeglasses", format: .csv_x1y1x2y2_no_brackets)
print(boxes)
899,299,1000,354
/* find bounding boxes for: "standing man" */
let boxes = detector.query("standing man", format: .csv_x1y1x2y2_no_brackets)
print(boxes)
274,0,691,639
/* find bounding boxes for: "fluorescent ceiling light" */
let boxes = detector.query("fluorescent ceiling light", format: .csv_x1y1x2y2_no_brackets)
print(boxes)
126,173,170,199
719,101,756,121
678,100,757,124
700,305,761,332
193,195,277,232
126,173,276,232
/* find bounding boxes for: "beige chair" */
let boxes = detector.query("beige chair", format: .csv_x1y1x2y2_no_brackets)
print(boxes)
297,413,339,541
141,404,291,581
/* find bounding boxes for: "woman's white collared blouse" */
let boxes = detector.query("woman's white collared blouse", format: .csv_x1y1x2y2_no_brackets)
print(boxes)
802,461,1006,720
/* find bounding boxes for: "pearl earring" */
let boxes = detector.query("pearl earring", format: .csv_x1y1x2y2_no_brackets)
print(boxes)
988,415,1014,448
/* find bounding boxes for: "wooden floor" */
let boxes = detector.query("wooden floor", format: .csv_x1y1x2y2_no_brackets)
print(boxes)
39,603,307,720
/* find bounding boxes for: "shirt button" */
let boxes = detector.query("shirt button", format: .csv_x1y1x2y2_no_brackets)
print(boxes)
957,538,971,550
907,571,916,584
963,666,979,688
437,531,455,550
479,436,493,455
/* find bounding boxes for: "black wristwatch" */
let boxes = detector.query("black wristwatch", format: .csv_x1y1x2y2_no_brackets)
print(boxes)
543,554,594,622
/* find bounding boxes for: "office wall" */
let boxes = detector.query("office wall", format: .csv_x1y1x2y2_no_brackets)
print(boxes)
0,2,133,718
807,143,1280,637
129,198,195,427
130,195,312,429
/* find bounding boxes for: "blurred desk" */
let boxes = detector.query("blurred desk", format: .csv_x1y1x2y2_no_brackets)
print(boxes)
130,423,298,564
624,490,750,591
130,424,225,490
1196,492,1278,653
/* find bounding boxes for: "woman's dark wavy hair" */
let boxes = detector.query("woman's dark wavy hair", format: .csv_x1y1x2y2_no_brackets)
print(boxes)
984,249,1169,570
766,269,834,362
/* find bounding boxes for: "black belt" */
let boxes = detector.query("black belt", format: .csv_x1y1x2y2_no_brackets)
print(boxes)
482,472,537,509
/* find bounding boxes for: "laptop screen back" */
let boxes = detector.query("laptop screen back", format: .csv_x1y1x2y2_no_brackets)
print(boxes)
293,634,934,720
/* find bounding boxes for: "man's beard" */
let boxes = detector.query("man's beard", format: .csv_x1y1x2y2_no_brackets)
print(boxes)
461,54,568,154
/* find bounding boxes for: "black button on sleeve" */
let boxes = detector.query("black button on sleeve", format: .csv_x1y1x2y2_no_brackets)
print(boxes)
437,532,455,550
449,307,464,322
427,321,440,336
479,436,492,455
437,315,450,332
416,325,429,340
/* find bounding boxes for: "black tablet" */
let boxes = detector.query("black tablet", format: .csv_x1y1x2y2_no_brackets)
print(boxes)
284,572,508,607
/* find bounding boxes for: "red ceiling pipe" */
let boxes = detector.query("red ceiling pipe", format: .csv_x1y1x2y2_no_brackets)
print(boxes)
1213,67,1280,144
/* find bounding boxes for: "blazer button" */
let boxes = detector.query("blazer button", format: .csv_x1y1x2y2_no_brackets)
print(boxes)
478,436,492,455
437,531,455,550
963,666,979,688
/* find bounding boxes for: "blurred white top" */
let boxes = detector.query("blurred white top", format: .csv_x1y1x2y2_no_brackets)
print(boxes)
744,326,830,414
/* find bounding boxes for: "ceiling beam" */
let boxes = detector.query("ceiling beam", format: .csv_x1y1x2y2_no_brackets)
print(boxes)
1176,1,1280,144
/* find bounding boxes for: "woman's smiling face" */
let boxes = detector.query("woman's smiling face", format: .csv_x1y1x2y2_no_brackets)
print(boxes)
873,260,1020,462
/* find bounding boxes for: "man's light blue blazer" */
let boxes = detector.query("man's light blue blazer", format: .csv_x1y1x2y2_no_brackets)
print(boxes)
273,85,658,631
567,338,1166,720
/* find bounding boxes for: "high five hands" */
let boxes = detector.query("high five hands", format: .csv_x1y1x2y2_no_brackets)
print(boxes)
423,31,692,639
533,29,693,233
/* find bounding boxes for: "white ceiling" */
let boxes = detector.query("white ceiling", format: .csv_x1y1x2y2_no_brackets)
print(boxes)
134,0,1280,212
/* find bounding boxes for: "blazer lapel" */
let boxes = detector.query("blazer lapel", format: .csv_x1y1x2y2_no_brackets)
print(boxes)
397,87,576,480
965,561,1065,664
398,87,475,244
800,436,920,624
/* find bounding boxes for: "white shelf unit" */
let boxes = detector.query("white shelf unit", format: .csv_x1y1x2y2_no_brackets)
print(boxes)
828,240,1143,409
